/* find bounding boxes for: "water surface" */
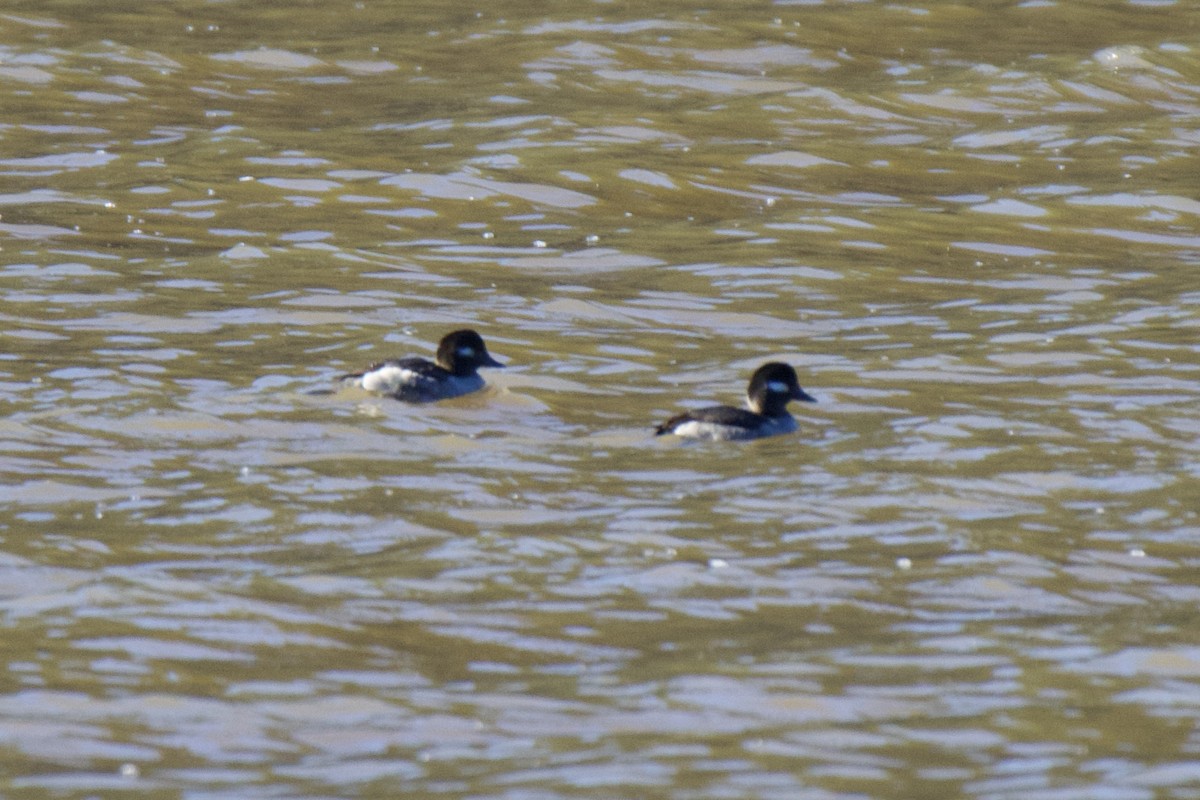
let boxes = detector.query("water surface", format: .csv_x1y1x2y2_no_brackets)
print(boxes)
2,1,1199,798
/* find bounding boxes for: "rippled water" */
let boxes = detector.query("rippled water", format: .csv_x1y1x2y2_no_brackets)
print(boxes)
2,1,1200,797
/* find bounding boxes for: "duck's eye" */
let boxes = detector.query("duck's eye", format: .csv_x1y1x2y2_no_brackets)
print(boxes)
767,380,790,393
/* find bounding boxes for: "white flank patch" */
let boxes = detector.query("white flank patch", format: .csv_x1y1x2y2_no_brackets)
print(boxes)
360,365,416,393
671,421,709,439
671,420,749,441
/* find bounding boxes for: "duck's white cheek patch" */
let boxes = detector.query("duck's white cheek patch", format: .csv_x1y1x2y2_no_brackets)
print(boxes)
457,347,475,358
767,381,790,393
361,365,415,393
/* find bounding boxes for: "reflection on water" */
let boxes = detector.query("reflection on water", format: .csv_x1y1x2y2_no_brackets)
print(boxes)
2,0,1199,797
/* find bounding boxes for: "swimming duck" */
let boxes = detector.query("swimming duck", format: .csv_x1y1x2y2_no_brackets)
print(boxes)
655,362,815,440
341,329,504,403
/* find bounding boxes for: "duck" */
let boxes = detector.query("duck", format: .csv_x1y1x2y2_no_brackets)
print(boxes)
340,329,504,403
655,362,815,440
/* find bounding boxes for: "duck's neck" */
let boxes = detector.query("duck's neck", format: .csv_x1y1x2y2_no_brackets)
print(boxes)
752,394,792,418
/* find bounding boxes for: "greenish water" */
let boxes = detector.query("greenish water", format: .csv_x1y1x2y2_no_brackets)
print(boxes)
2,1,1199,798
